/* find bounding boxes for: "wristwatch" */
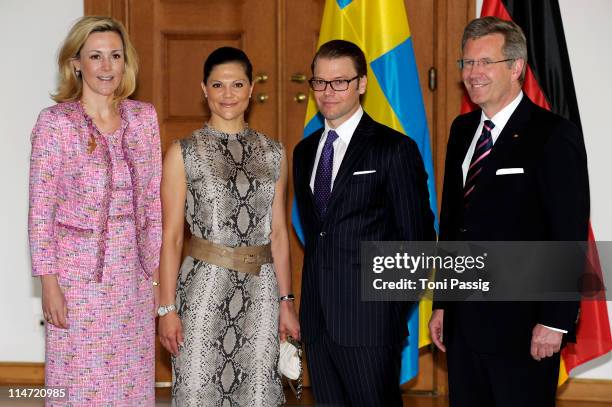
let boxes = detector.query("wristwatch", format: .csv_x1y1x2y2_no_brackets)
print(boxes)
157,304,177,317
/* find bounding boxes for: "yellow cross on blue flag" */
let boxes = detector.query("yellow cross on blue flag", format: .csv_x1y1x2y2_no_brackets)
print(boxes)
292,0,439,383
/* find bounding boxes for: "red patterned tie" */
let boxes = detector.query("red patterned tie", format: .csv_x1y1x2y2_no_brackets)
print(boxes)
464,120,494,207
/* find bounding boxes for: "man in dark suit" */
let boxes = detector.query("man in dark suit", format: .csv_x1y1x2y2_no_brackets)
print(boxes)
293,39,435,406
429,17,589,407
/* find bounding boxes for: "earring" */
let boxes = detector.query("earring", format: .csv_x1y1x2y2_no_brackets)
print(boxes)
75,69,81,78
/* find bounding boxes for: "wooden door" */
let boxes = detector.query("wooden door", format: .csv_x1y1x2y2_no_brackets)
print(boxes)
279,0,436,391
85,0,473,394
86,0,280,386
133,0,276,148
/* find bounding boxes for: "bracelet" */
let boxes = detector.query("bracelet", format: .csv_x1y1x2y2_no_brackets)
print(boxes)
279,294,295,302
152,280,160,287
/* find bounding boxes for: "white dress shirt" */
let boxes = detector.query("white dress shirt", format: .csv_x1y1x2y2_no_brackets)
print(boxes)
461,91,523,185
309,106,364,192
460,91,566,335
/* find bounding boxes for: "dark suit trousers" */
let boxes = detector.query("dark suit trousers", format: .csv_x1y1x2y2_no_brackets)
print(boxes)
447,331,560,407
305,318,403,407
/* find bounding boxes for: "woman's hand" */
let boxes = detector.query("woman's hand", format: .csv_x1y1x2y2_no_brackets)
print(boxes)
158,312,184,356
41,275,68,329
279,301,300,342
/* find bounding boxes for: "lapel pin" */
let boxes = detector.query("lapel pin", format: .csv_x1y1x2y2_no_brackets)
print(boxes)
87,134,97,154
513,134,519,139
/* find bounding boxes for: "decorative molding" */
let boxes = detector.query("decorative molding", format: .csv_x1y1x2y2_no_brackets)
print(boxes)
0,363,174,389
160,30,243,121
0,363,44,386
84,0,129,27
1,362,610,402
557,378,612,403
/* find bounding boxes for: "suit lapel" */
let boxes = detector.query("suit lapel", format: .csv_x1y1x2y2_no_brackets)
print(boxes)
459,114,480,162
302,129,324,190
324,113,377,216
469,96,534,198
451,113,480,197
300,129,324,219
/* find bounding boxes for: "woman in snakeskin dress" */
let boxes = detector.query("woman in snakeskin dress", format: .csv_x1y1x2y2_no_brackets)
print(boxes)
158,47,300,406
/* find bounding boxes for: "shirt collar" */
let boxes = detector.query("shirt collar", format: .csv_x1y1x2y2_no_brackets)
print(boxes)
481,91,523,132
323,106,364,145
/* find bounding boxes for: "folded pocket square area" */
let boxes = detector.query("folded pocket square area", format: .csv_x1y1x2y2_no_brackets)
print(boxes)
496,168,524,175
353,170,376,175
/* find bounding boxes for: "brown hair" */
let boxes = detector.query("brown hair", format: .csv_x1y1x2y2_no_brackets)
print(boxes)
311,39,367,77
203,46,253,84
462,16,527,83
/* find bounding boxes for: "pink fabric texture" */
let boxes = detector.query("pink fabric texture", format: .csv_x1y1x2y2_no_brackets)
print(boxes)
28,100,161,406
28,100,162,281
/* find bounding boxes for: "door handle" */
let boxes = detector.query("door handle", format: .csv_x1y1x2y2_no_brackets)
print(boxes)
291,73,307,83
294,92,307,103
428,67,437,91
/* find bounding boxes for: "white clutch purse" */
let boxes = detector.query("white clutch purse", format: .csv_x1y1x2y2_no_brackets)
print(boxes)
278,336,303,399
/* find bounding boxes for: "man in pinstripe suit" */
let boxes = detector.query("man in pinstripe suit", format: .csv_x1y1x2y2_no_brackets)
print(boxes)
293,39,435,407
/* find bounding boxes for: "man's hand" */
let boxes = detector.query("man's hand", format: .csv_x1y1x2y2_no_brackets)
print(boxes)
429,309,446,352
531,324,563,361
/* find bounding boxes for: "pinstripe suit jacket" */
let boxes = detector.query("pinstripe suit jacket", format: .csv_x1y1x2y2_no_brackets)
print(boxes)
293,112,435,347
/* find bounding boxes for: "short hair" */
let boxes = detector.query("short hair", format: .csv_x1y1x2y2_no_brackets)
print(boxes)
203,47,253,84
462,16,528,83
52,16,138,103
311,39,367,78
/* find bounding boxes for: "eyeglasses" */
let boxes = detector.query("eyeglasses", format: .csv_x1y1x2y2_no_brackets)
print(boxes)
308,76,360,91
457,58,515,70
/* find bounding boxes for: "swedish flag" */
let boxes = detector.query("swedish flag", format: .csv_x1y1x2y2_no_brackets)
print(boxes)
292,0,439,383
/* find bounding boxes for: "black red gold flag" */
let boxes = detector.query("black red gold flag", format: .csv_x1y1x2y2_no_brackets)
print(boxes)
462,0,612,384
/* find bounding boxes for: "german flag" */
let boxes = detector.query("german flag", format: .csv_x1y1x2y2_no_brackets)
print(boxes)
462,0,612,385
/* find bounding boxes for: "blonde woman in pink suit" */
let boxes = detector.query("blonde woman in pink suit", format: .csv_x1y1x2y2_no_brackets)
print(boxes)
28,16,161,406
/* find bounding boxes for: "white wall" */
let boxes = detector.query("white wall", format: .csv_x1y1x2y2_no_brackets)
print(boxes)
0,0,609,380
558,0,612,380
475,0,612,380
0,0,83,361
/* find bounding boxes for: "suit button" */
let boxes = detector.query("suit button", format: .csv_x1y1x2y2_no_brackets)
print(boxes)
319,232,326,237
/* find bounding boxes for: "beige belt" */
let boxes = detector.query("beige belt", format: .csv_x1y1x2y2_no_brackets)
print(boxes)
188,236,272,276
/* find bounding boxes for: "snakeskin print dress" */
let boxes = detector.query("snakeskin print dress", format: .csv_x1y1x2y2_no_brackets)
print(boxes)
172,124,284,406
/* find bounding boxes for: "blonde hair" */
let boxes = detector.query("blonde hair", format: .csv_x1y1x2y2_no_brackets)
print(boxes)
52,16,138,103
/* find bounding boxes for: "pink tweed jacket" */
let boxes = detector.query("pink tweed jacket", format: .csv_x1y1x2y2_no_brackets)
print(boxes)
28,100,162,281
